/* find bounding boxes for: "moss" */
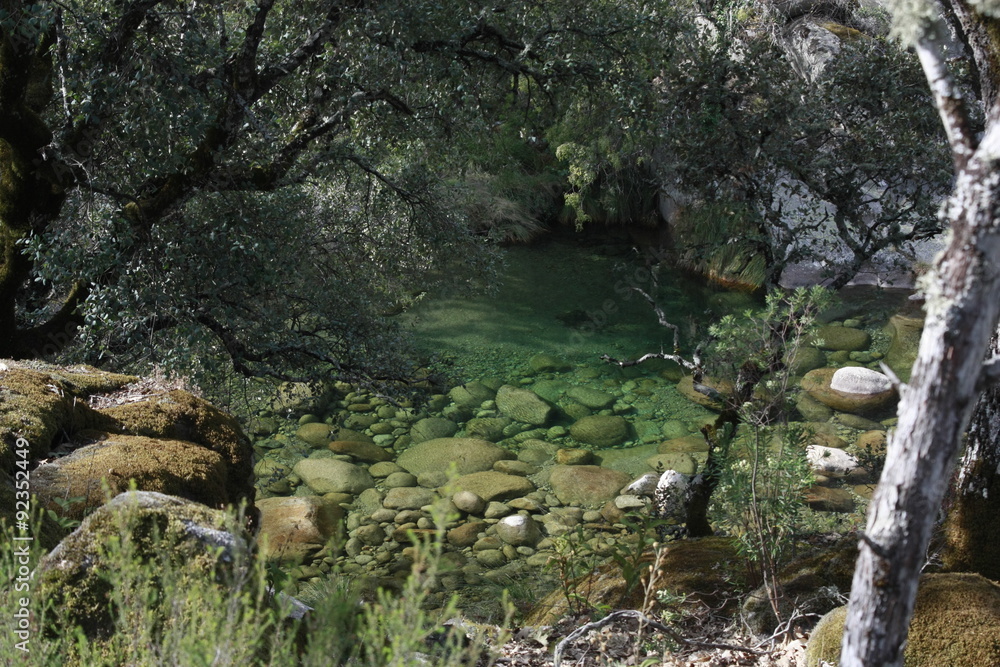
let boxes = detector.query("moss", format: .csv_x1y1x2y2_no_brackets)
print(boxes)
805,573,1000,666
99,390,254,505
32,432,230,520
36,491,252,640
0,368,76,470
805,604,847,666
0,470,65,548
942,455,1000,580
819,22,867,42
743,538,858,634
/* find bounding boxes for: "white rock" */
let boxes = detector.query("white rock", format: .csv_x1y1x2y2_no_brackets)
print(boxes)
830,367,892,395
495,514,542,547
807,445,861,478
654,470,690,521
623,473,660,496
614,494,648,510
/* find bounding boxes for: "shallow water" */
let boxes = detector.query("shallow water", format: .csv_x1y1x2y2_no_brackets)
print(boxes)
399,234,749,382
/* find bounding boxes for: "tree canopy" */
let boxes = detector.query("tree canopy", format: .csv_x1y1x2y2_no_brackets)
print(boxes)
0,0,664,385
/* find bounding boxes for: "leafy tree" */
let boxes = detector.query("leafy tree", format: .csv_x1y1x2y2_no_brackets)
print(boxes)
0,0,664,384
563,1,951,289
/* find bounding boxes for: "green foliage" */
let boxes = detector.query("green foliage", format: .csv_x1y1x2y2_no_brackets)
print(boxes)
547,510,671,617
706,286,833,419
713,424,815,584
0,0,672,386
0,500,508,666
700,286,829,625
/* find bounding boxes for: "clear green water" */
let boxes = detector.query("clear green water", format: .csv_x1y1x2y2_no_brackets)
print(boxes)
399,235,757,383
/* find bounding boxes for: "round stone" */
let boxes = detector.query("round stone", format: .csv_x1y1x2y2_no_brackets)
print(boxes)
452,490,487,515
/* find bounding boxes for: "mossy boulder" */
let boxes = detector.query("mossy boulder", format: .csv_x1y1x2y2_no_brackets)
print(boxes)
99,390,254,505
32,432,231,520
806,573,1000,666
36,491,253,639
0,367,97,471
0,365,255,533
742,538,857,634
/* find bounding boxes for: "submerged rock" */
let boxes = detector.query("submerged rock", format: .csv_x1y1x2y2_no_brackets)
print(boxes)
812,324,871,351
396,437,510,477
548,465,630,507
293,458,374,495
495,385,552,425
569,414,630,447
257,495,343,562
801,367,896,415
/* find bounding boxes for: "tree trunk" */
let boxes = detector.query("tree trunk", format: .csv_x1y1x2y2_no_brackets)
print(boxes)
941,333,1000,579
840,6,1000,663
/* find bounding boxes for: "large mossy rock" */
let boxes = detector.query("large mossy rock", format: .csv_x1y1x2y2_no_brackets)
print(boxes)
36,491,253,639
0,364,132,472
98,390,254,504
32,432,231,519
1,364,256,534
806,573,1000,666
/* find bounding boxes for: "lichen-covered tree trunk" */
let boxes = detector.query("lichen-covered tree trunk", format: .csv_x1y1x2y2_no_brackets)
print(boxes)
840,3,1000,664
941,333,1000,579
